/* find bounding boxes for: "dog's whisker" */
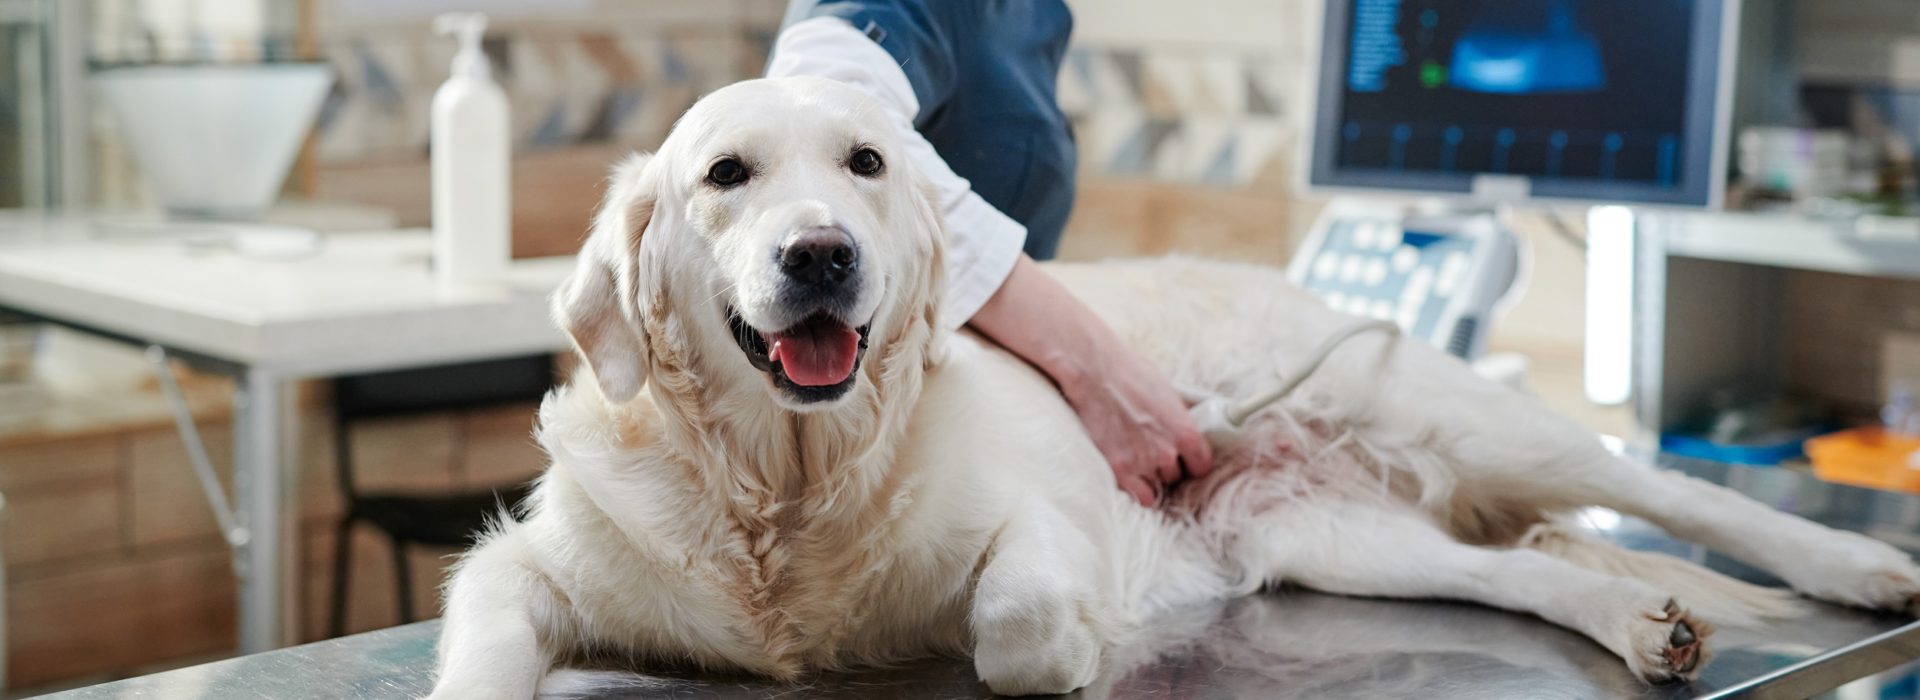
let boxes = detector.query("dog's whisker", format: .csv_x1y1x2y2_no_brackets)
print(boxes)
703,281,740,306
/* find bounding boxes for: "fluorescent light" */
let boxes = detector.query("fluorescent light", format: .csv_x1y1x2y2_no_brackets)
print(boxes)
1584,205,1635,405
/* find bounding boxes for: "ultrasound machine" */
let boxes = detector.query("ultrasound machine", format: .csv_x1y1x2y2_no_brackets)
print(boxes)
1295,0,1738,364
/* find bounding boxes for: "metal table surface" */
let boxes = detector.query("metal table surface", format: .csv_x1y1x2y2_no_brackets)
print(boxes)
38,457,1920,700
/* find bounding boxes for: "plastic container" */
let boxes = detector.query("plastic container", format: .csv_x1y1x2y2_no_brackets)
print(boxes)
1807,427,1920,494
1659,429,1819,466
430,12,512,291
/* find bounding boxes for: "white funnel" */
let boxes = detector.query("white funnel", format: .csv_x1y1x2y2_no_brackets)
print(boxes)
94,63,334,218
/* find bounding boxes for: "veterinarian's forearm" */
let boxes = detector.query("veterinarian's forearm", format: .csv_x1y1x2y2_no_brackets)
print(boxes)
967,256,1101,390
969,257,1214,504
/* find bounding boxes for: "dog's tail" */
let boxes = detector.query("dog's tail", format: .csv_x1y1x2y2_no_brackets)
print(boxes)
535,669,684,699
1521,521,1806,627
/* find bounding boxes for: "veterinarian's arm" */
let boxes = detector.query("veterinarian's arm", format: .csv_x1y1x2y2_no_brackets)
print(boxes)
970,257,1214,505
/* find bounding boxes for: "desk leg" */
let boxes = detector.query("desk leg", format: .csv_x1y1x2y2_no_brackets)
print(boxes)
234,367,295,653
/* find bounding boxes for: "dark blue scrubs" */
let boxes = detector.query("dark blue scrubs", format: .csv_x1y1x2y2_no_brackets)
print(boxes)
778,0,1077,260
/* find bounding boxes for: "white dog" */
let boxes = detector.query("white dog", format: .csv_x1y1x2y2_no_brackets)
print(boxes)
429,77,1920,698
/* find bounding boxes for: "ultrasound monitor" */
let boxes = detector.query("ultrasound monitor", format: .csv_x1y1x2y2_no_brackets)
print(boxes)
1306,0,1738,207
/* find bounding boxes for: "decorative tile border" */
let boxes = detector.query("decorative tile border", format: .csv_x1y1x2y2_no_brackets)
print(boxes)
1059,45,1304,187
312,28,770,162
314,35,1306,187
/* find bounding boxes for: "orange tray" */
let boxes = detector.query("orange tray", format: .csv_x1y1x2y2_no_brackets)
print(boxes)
1808,427,1920,494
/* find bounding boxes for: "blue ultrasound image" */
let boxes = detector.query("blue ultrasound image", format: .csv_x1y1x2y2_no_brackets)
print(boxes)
1449,0,1604,94
1338,0,1694,186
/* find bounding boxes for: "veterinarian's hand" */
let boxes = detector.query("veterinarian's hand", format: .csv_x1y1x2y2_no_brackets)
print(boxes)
1058,344,1215,505
969,257,1214,505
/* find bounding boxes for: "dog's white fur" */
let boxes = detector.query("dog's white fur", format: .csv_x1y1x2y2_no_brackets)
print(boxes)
429,78,1920,698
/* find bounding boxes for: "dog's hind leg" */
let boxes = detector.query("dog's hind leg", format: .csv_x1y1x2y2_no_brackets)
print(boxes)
1414,396,1920,614
429,528,565,700
1557,455,1920,614
1251,501,1710,683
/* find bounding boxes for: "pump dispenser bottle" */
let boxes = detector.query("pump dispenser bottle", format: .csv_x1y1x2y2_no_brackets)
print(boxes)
430,12,511,290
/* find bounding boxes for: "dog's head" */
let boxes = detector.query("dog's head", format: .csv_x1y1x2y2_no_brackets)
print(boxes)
554,77,944,414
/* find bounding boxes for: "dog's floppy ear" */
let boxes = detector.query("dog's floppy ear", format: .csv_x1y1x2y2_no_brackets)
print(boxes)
554,152,657,403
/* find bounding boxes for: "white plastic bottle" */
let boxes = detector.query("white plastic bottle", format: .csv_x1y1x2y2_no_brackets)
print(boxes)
430,12,511,291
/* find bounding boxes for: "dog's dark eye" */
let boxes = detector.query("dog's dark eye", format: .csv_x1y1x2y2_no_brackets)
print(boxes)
707,158,749,188
849,148,884,177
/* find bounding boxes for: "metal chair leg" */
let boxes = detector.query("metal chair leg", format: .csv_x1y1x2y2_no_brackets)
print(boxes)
328,517,355,638
392,538,416,624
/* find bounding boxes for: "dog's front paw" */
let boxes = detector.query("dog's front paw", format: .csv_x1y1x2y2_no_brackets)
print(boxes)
975,625,1099,696
973,591,1101,695
1782,531,1920,612
420,685,494,700
1622,600,1713,684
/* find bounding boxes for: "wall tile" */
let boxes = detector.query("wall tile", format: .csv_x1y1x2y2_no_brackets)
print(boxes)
0,437,121,494
458,403,545,490
1782,270,1920,415
6,478,123,568
127,424,233,548
299,523,456,641
296,407,345,524
9,548,236,688
315,25,773,162
1061,45,1304,188
1060,179,1292,266
346,414,458,493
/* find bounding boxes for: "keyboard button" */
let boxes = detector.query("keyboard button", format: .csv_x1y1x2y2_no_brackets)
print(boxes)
1340,256,1364,283
1437,252,1469,295
1403,267,1435,308
1378,227,1404,251
1392,246,1418,273
1314,253,1338,279
1396,300,1420,329
1353,223,1377,249
1363,258,1388,286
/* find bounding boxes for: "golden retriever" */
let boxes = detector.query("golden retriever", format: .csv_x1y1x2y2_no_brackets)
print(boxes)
428,77,1920,698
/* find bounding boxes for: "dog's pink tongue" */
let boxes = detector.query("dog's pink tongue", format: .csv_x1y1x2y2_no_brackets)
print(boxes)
769,323,860,386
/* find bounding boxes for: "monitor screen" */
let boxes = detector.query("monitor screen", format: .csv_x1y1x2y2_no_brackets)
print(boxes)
1307,0,1734,207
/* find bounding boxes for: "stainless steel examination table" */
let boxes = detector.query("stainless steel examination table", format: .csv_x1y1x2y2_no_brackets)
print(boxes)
40,456,1920,699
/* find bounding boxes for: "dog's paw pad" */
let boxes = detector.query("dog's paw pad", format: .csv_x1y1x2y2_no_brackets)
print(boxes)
1631,600,1712,684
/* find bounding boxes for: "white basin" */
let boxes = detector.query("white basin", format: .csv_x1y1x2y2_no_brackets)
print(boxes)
94,63,334,218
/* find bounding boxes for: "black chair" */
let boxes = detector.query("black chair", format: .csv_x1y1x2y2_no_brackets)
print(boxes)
327,355,554,637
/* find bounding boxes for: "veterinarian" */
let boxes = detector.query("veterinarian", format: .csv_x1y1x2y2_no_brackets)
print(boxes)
768,1,1213,505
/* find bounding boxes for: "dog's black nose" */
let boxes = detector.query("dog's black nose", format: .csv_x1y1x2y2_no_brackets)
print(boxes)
779,227,858,286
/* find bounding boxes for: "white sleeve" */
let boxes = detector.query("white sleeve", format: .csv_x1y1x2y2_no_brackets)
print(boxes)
766,16,1025,329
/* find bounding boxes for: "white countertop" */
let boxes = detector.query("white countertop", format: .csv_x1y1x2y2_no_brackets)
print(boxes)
0,215,573,376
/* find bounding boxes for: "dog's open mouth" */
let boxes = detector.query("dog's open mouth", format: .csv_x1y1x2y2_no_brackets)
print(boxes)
728,308,871,401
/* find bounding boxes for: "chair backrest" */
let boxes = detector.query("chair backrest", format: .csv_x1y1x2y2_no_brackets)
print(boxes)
334,355,555,420
332,354,556,497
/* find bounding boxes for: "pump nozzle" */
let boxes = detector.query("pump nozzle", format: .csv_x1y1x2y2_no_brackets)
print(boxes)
435,12,491,80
